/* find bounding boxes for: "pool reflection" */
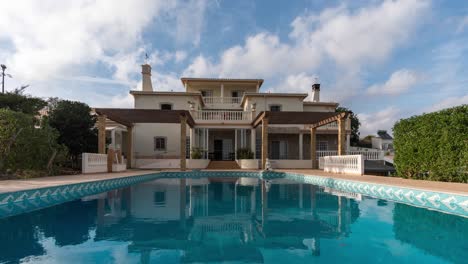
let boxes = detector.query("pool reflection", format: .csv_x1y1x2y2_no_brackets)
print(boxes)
0,177,466,263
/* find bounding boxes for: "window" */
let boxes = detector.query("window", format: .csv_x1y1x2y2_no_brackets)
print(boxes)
154,137,167,151
318,141,328,151
154,191,166,206
232,90,243,98
160,103,172,110
269,105,282,112
201,90,213,97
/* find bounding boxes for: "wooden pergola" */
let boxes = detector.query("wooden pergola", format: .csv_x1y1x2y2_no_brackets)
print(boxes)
252,111,350,170
94,108,195,170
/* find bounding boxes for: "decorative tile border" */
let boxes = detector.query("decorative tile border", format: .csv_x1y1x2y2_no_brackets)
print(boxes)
1,170,467,218
0,173,160,218
266,171,468,218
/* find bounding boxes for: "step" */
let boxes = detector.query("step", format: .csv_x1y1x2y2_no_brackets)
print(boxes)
206,161,240,170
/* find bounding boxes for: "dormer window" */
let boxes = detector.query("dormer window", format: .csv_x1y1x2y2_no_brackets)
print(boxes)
160,103,172,110
269,105,282,112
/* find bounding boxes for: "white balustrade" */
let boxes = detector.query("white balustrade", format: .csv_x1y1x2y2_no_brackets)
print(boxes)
316,150,384,160
347,150,384,160
192,110,251,122
323,155,364,175
82,153,107,174
203,97,242,105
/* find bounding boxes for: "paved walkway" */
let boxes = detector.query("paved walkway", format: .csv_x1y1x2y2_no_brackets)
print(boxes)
0,169,466,196
0,170,158,193
280,169,468,195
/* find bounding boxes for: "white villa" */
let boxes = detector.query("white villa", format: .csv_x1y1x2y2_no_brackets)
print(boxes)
95,64,383,170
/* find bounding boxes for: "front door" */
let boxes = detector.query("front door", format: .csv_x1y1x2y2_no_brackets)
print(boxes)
214,140,223,160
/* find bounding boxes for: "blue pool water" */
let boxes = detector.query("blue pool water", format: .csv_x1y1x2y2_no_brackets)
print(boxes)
0,176,467,263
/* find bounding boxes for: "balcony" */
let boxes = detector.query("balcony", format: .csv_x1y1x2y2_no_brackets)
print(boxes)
192,110,252,123
202,97,242,109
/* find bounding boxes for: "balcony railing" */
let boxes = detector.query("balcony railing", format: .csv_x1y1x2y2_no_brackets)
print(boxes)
203,97,242,105
192,110,252,122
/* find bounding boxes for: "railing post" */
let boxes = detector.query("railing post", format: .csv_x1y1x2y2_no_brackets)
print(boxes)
358,155,364,175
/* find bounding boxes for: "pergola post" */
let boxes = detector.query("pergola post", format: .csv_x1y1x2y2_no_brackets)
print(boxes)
261,117,269,170
310,127,317,169
180,114,187,171
338,117,346,155
126,126,133,168
97,115,106,154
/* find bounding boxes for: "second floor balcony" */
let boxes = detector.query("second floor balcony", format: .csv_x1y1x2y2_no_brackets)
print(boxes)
202,96,242,109
192,110,252,123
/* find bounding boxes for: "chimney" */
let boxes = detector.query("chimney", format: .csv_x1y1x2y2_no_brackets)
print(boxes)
311,80,320,102
141,64,153,92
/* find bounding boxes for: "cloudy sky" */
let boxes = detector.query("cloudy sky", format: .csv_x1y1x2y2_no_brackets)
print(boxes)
1,0,467,136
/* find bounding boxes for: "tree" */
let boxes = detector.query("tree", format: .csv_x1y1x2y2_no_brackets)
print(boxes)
336,106,361,146
0,109,64,177
48,100,97,167
0,87,47,115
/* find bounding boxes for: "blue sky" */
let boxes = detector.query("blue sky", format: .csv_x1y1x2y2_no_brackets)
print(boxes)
0,0,467,135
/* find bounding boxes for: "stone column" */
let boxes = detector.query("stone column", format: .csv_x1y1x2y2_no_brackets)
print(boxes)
250,128,256,159
310,127,317,169
189,128,195,156
126,126,133,168
338,117,346,155
180,115,187,171
221,83,224,99
299,133,303,160
97,115,106,154
111,129,116,150
261,118,269,170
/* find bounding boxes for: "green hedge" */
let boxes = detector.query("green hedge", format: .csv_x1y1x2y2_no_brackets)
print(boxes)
393,105,467,182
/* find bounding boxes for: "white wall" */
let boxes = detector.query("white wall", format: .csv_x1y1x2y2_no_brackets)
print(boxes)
244,96,304,111
303,104,336,112
133,123,188,158
130,179,183,220
134,94,202,110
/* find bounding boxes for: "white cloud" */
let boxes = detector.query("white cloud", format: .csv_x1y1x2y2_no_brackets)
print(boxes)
0,0,174,82
183,0,430,101
270,73,316,96
171,0,209,46
358,107,401,136
367,69,423,95
174,51,188,63
425,95,468,112
0,0,208,86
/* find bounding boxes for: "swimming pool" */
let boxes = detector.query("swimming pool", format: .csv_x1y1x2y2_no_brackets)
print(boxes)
0,173,467,263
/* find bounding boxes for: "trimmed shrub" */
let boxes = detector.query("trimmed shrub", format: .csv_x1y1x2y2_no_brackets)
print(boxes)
190,147,204,159
393,105,467,182
237,148,254,159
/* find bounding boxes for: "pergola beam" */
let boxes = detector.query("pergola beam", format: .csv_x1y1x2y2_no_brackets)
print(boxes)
309,112,348,128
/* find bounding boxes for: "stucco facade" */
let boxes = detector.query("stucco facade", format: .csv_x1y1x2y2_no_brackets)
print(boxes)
101,65,352,169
